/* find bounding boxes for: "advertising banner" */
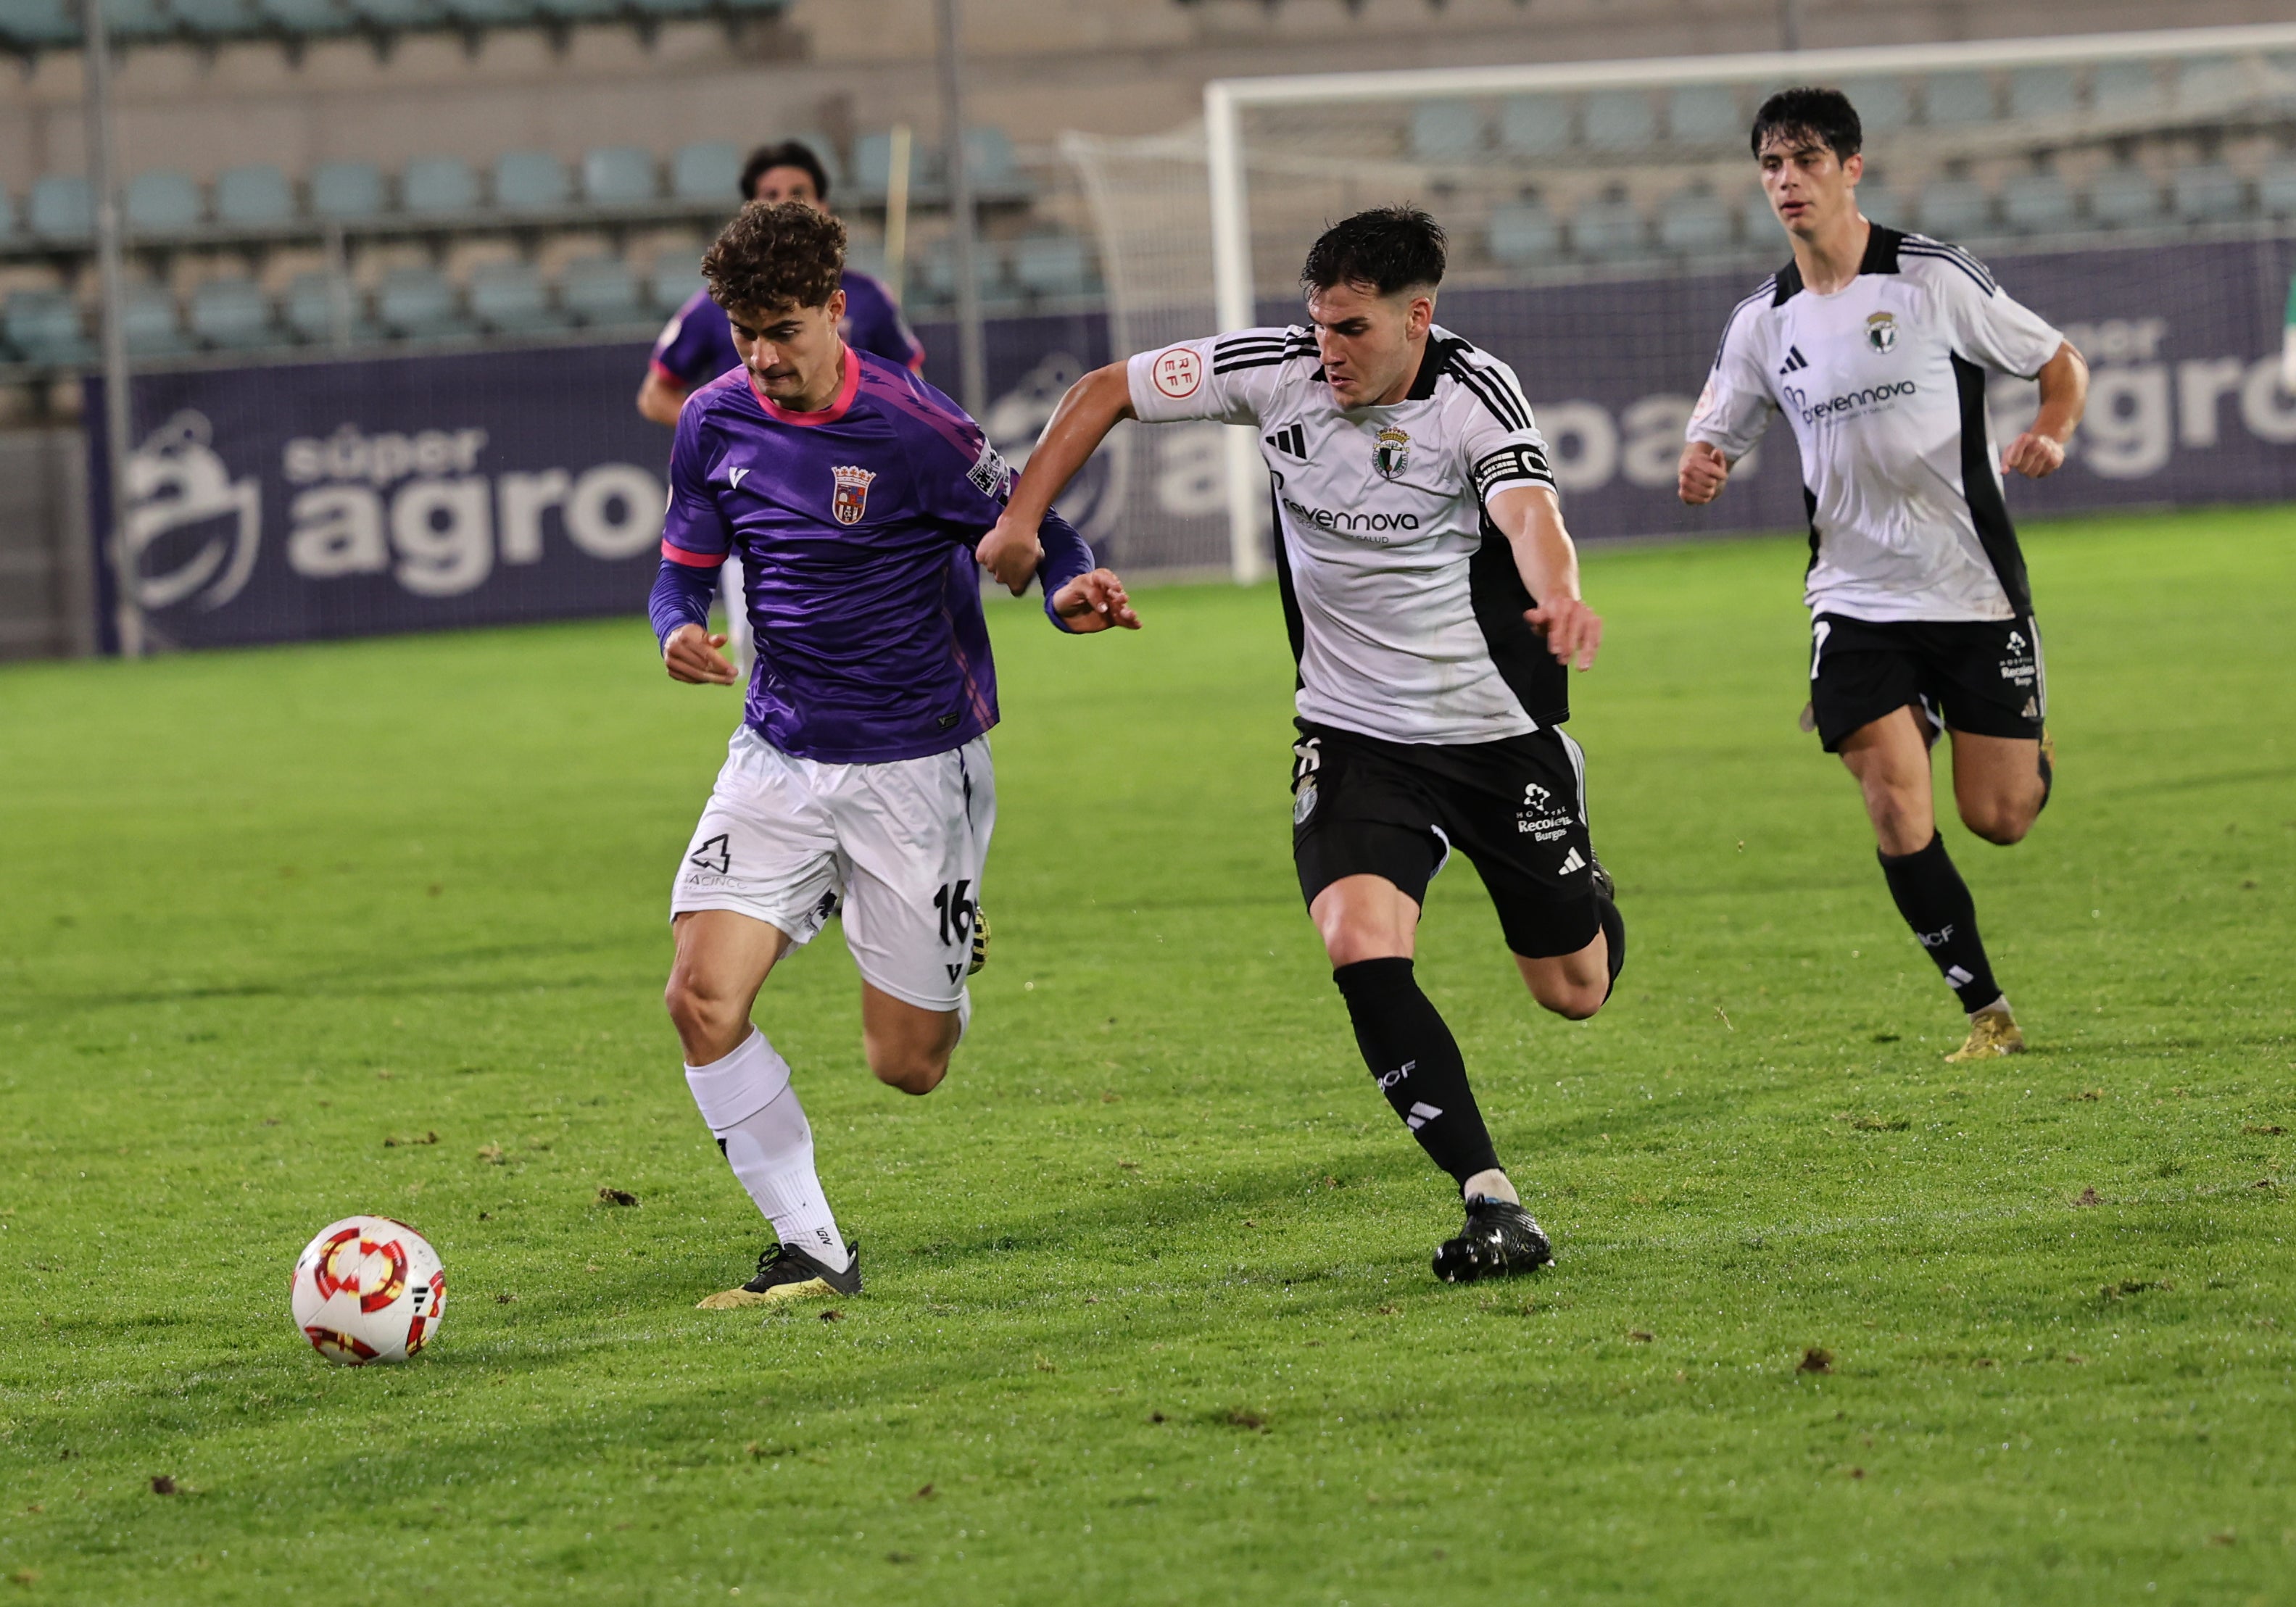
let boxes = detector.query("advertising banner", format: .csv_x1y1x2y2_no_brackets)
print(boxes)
89,234,2293,652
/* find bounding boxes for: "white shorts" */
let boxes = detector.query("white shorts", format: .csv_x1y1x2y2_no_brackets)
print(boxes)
671,726,994,1013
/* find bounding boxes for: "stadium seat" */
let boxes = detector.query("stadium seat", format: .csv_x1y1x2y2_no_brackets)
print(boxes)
188,275,279,349
2006,66,2077,122
168,0,253,31
672,141,742,203
850,130,928,201
4,290,92,366
1011,233,1090,300
1570,194,1646,259
1485,200,1562,266
1655,188,1732,254
1921,72,1996,126
284,271,376,344
2171,162,2247,223
962,125,1023,196
1,0,82,49
0,187,17,242
121,283,191,357
376,266,470,340
1999,171,2074,234
1913,177,1991,238
2089,60,2160,117
28,176,92,241
1850,180,1899,228
1666,83,1741,146
645,259,703,312
346,0,436,26
1409,101,1482,162
101,0,175,41
559,255,645,328
1497,96,1572,157
468,259,566,333
581,146,657,206
1581,89,1657,150
309,161,387,221
492,150,570,212
439,0,534,22
2176,55,2252,112
1837,77,1911,133
214,164,294,228
2258,158,2296,218
402,157,478,216
125,170,204,233
2085,166,2163,229
531,0,618,21
255,0,347,28
1737,187,1780,242
787,132,845,192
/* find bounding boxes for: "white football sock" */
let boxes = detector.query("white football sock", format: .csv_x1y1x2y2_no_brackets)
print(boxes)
684,1029,849,1271
1462,1167,1520,1205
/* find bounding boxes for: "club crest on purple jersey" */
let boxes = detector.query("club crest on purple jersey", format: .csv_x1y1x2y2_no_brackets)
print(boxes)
830,464,877,526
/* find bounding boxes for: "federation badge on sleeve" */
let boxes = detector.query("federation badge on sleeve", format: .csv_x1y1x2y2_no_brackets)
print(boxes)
829,464,876,526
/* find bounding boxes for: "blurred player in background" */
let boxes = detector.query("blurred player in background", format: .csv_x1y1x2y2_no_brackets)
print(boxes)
1678,88,2089,1063
639,139,926,668
982,207,1622,1286
651,201,1137,1305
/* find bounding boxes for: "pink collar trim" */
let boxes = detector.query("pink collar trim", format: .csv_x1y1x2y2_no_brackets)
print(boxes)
748,345,861,425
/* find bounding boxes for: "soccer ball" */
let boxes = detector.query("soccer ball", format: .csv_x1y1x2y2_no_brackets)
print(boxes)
290,1215,447,1365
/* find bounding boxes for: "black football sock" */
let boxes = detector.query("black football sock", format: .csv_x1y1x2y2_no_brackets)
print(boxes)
1332,958,1500,1188
1877,833,2002,1014
1596,893,1626,1004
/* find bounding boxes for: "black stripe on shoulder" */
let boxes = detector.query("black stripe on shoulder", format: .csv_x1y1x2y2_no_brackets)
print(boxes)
1447,358,1533,432
1859,223,1905,275
1771,260,1803,304
1213,336,1286,361
1212,352,1301,375
1902,237,1999,295
1713,278,1775,365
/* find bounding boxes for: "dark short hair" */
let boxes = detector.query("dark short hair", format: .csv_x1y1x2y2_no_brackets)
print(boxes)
1750,87,1863,160
739,140,832,204
1300,205,1447,299
702,200,846,313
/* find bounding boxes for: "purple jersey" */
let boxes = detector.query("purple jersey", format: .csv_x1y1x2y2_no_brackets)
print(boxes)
652,348,1092,765
650,270,923,393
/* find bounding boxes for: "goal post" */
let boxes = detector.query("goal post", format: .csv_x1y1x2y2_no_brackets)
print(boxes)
1153,22,2296,578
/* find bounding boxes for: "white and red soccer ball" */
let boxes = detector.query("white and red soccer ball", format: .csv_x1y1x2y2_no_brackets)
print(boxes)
290,1216,446,1365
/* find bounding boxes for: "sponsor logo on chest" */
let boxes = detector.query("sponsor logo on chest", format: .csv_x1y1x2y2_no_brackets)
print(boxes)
830,464,876,526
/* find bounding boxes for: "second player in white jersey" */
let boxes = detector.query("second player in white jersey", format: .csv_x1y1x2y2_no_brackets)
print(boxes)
1689,225,2066,623
1127,324,1560,744
1679,86,2088,1066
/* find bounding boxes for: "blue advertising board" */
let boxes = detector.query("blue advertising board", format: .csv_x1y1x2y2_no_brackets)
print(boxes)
88,234,2294,652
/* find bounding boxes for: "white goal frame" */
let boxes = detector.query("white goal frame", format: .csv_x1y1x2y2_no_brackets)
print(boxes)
1201,21,2296,581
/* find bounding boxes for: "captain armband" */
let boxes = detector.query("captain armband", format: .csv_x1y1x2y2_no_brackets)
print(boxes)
1470,444,1556,502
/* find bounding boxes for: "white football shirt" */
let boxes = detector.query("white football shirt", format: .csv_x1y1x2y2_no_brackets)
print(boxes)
1687,225,2065,623
1127,324,1562,745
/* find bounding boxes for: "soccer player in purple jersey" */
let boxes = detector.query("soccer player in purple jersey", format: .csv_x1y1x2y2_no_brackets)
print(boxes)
639,140,927,673
651,201,1138,1307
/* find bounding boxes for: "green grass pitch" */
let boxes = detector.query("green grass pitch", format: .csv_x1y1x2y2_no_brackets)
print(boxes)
1,506,2292,1604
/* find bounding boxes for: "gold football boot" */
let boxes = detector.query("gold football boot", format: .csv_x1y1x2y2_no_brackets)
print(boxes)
1945,1005,2026,1063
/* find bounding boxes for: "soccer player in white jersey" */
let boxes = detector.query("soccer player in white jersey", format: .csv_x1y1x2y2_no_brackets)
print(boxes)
979,207,1621,1283
1678,88,2089,1062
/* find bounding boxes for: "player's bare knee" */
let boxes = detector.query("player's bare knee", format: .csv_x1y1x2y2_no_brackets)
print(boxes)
663,971,742,1052
1962,800,2034,847
868,1047,948,1096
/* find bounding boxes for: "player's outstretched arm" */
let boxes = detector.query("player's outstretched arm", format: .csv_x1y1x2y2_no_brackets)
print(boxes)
2003,340,2088,479
977,362,1135,589
1489,484,1601,671
1678,440,1732,504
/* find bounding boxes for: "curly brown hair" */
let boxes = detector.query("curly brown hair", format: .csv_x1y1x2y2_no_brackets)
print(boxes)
701,200,846,313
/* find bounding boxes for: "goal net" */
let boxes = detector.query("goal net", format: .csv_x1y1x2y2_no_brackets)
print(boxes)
1066,24,2296,580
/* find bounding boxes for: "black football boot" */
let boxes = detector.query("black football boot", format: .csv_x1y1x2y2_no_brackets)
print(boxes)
1432,1196,1554,1283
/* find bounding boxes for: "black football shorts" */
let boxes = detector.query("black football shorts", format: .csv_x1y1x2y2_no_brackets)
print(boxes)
1289,718,1600,960
1807,612,2047,753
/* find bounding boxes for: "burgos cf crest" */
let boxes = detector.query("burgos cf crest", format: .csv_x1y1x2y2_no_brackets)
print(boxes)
829,464,876,526
1371,425,1410,481
1865,311,1898,353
